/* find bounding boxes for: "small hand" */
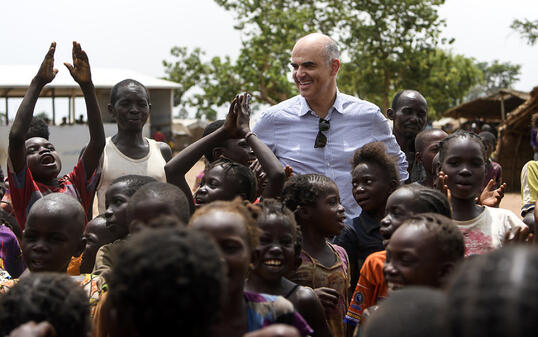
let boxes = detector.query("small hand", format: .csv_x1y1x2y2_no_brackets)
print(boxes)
223,96,240,138
35,42,58,85
250,159,267,195
314,287,339,311
503,226,532,245
64,41,92,85
234,92,252,137
284,165,294,180
8,321,56,337
478,179,506,207
437,171,451,200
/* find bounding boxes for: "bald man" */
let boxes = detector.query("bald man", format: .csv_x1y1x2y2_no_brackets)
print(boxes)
253,33,408,218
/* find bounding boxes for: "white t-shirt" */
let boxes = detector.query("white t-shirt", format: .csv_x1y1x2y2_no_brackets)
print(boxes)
454,206,526,256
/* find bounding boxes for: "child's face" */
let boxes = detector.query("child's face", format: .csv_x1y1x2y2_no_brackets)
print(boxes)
194,165,238,207
390,94,427,138
129,198,179,234
25,137,61,183
380,188,417,247
383,224,442,291
306,182,346,237
441,138,485,200
252,214,296,281
22,210,84,273
104,181,131,239
82,216,113,269
219,138,255,166
418,131,447,175
110,84,150,131
480,138,495,158
191,210,251,296
352,162,393,214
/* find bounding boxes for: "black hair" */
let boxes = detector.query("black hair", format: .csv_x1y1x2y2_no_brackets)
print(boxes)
25,117,50,140
127,181,191,224
351,141,400,191
109,174,157,198
205,158,257,202
446,246,538,337
0,273,90,337
282,174,336,212
397,185,452,218
107,227,225,337
110,79,150,105
402,213,464,263
415,128,447,153
28,193,85,237
439,130,487,164
390,89,425,111
202,120,225,162
257,198,302,257
0,208,22,241
478,131,496,146
363,287,449,337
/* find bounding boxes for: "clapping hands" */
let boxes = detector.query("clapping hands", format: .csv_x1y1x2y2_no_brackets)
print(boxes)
34,41,92,86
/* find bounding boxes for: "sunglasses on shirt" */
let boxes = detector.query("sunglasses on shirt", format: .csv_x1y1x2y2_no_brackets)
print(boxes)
314,118,330,148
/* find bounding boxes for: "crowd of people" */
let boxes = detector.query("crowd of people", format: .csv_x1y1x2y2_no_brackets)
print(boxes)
0,33,537,337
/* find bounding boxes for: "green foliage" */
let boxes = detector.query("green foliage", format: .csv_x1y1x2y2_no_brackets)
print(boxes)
162,0,518,120
511,18,538,45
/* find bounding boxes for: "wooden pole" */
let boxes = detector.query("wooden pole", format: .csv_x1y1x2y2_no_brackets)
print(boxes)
68,96,72,124
500,94,506,123
4,96,8,125
51,88,56,125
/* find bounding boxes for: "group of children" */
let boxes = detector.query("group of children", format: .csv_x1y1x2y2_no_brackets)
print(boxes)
0,42,537,337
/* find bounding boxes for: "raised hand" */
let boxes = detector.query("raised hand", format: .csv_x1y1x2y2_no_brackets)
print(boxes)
235,92,252,137
223,96,240,138
35,42,58,85
478,179,506,207
64,41,92,85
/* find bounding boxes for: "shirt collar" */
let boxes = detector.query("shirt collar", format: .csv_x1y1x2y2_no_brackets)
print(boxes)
298,88,343,117
356,212,381,234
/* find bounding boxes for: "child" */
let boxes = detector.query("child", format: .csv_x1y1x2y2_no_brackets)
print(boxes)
0,273,91,337
201,119,255,166
438,131,528,255
126,181,190,233
190,199,313,337
166,93,285,213
478,131,502,189
92,79,172,216
7,42,105,227
334,142,399,294
414,128,448,188
104,227,225,337
387,90,428,182
245,199,333,337
0,209,23,278
80,215,113,274
383,213,465,291
282,174,348,337
344,185,451,334
362,287,449,337
446,246,538,337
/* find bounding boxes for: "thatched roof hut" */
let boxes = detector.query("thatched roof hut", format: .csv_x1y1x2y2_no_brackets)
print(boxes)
444,89,530,122
495,86,538,191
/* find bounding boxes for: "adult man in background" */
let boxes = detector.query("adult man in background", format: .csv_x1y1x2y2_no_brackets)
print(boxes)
253,33,407,218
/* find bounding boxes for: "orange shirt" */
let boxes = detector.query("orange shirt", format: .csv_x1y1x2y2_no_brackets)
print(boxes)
344,250,387,326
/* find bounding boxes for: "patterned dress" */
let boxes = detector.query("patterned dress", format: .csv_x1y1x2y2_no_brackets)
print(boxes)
289,242,350,337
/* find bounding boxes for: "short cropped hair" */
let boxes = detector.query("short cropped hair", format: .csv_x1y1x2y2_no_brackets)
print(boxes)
257,198,301,256
26,117,50,140
127,181,190,224
323,38,340,66
27,193,85,236
110,79,150,105
109,174,157,198
0,273,90,337
107,227,225,337
202,120,225,162
439,131,487,163
402,213,464,263
205,158,257,202
351,141,400,188
282,174,336,212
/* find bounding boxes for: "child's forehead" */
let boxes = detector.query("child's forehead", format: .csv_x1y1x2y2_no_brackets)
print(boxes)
25,137,52,148
352,162,384,177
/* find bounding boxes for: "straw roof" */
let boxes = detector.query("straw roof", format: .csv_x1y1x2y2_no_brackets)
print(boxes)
443,89,530,121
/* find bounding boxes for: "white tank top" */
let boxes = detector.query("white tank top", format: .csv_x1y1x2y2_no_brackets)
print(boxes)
92,137,167,216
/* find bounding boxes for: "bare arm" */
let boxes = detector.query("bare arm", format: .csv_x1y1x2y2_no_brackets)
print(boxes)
165,99,238,213
9,42,58,174
294,287,333,337
64,42,105,178
158,142,173,162
235,93,285,199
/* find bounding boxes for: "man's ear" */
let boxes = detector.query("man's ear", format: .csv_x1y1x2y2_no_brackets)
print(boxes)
416,151,423,165
387,108,395,121
330,58,340,76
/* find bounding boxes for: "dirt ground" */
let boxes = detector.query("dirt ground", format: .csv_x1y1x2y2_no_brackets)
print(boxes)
185,159,523,217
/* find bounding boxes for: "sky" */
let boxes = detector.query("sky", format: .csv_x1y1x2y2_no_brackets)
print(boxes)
0,0,536,121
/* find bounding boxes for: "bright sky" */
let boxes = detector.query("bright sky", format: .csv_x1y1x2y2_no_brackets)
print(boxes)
0,0,536,121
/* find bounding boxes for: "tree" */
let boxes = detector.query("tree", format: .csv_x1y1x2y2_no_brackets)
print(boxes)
464,60,521,101
511,18,538,45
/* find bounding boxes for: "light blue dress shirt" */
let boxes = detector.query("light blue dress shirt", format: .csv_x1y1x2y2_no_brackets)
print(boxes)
252,91,408,218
